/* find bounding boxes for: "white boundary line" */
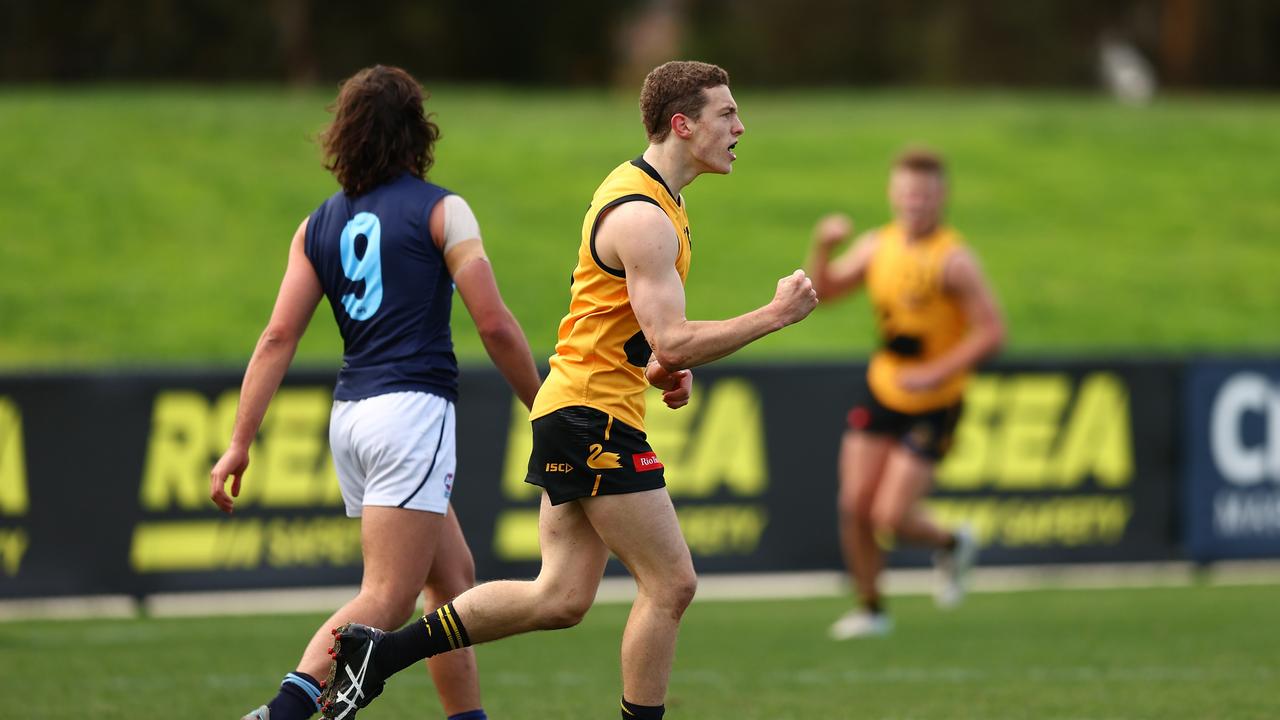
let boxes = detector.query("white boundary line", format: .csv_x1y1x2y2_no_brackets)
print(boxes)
2,560,1277,621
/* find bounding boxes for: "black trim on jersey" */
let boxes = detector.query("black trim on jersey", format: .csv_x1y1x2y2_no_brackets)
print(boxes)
588,193,662,278
883,334,924,358
630,156,681,206
624,330,652,367
398,402,451,508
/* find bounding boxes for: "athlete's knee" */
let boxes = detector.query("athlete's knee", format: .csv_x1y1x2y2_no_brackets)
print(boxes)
838,490,874,525
642,566,697,620
870,504,907,539
665,570,698,618
533,582,596,630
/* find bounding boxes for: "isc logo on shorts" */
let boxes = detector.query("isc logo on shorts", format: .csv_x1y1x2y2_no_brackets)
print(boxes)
632,452,663,472
545,462,574,473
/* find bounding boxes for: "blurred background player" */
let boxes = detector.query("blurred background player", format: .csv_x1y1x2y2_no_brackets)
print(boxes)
209,65,541,719
318,60,817,720
805,148,1006,639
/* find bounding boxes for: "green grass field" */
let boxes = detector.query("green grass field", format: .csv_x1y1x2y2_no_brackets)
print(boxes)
8,585,1277,719
2,88,1279,368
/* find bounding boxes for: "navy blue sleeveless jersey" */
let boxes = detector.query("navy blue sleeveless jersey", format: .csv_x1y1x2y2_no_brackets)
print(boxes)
304,173,458,402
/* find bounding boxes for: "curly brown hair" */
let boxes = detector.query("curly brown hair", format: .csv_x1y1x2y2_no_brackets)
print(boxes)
320,65,440,196
639,61,730,143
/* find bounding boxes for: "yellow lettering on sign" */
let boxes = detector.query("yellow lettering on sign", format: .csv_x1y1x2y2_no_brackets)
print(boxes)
130,520,264,572
0,398,29,515
675,380,766,498
677,505,768,555
493,509,541,561
649,379,767,498
501,400,538,500
1051,373,1133,488
0,528,29,575
641,386,701,487
139,388,342,511
938,372,1134,491
937,376,999,490
994,374,1071,490
264,517,362,568
928,496,1133,548
258,389,331,507
139,392,214,511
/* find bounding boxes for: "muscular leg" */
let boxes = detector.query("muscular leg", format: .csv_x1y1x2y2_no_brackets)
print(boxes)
297,506,443,679
836,430,893,608
870,445,953,549
422,505,482,716
449,493,612,642
582,489,697,706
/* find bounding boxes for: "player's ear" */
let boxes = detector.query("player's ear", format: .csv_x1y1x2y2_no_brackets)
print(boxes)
671,113,694,140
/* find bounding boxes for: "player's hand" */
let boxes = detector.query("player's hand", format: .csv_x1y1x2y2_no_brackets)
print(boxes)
813,213,854,249
771,269,819,326
210,446,249,515
646,357,693,409
897,365,947,392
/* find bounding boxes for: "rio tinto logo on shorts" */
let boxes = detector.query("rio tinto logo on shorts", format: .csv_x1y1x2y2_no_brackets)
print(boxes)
632,452,664,472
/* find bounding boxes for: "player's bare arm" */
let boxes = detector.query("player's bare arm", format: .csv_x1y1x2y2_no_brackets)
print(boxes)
897,248,1006,392
210,218,323,514
599,201,817,372
807,214,879,302
430,197,541,410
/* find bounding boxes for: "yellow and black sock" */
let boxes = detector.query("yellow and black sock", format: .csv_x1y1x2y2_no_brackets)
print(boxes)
373,601,473,676
621,698,665,719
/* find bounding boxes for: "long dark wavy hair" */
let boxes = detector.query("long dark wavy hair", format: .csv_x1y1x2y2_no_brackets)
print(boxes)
320,65,440,196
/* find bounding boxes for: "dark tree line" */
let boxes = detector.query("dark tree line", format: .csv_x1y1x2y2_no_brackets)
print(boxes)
2,0,1275,88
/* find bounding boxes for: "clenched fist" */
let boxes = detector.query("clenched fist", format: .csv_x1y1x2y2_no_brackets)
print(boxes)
772,269,819,327
813,213,854,249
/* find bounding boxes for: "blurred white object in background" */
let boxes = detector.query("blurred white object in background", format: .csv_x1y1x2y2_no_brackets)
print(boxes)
1099,35,1157,106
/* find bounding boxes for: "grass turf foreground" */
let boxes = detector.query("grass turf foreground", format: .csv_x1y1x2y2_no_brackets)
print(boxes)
2,89,1279,368
5,584,1276,719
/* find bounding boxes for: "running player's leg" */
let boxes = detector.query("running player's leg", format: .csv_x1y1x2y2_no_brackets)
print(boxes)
281,506,441,718
422,505,483,717
870,445,950,548
342,494,611,683
837,430,893,610
581,488,697,711
449,493,612,641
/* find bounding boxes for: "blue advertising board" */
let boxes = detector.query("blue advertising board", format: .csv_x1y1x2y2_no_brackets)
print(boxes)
1185,360,1280,561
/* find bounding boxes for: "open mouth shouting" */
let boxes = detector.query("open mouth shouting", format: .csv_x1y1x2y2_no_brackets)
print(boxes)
728,141,738,161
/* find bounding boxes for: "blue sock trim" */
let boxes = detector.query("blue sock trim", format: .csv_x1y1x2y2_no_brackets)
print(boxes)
283,672,323,707
447,710,488,720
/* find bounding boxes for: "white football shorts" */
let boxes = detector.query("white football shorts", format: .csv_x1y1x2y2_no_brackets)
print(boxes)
328,391,456,517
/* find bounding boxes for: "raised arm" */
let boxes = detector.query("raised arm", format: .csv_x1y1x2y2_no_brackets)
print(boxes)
806,213,879,302
432,195,541,410
600,201,817,372
210,218,323,513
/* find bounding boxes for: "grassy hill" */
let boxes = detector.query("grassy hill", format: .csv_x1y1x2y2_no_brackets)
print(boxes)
2,87,1278,368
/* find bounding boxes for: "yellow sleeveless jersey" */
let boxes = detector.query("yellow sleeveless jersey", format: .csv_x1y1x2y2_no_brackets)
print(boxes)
865,222,969,413
530,157,692,431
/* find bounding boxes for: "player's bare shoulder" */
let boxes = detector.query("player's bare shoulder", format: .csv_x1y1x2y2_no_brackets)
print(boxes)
940,245,989,295
597,199,679,269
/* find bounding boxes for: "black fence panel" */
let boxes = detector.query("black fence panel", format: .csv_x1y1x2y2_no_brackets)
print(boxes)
0,358,1224,599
